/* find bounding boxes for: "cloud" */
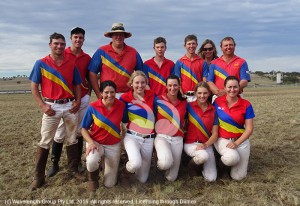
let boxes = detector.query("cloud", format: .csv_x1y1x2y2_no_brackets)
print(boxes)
0,0,300,77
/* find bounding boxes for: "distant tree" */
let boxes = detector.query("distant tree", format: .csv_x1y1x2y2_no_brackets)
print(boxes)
255,71,265,76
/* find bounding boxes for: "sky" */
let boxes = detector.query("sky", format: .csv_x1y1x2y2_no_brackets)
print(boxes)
0,0,300,77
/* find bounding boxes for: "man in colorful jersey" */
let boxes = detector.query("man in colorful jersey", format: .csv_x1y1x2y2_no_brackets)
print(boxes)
173,34,208,102
47,27,92,177
207,36,250,102
143,37,174,96
29,33,84,190
89,23,144,99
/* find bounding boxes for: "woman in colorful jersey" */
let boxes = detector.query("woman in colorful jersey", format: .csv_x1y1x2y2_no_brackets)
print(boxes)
120,71,156,183
154,75,187,181
213,76,255,180
184,82,219,181
81,80,127,191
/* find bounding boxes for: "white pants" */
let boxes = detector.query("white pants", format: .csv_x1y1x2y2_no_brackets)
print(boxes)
54,94,90,143
86,142,121,188
123,133,154,183
214,138,250,180
39,101,78,149
154,134,183,181
184,143,217,182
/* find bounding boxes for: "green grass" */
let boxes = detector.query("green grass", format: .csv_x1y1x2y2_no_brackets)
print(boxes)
0,81,300,205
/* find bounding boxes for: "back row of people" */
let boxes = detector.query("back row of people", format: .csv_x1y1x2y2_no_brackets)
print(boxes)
28,23,253,192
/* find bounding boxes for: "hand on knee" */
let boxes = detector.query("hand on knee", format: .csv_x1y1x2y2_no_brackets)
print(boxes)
126,160,141,173
157,159,173,170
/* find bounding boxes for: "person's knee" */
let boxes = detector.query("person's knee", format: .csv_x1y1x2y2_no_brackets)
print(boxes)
221,151,240,166
193,151,209,165
104,179,117,188
165,173,178,182
86,158,100,172
126,159,141,173
157,155,173,170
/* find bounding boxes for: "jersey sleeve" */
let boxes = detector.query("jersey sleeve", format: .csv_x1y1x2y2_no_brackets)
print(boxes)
245,104,255,119
213,110,219,125
81,105,94,129
207,63,216,82
135,52,144,71
73,67,82,85
173,60,181,78
29,60,42,83
202,61,209,78
240,61,251,81
88,49,103,74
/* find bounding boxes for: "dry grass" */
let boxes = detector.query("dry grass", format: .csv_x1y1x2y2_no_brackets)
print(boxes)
0,82,300,205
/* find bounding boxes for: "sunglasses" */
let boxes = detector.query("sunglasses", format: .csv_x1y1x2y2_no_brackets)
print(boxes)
203,47,213,51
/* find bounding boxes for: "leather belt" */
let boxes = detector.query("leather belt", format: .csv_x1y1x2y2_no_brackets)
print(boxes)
44,98,74,104
127,130,156,138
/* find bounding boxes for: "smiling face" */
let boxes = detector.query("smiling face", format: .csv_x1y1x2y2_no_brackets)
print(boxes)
101,86,116,105
70,33,84,49
111,32,125,48
132,75,147,95
203,43,214,58
195,86,210,104
166,78,180,97
221,39,235,56
185,39,198,55
225,79,240,98
49,38,66,56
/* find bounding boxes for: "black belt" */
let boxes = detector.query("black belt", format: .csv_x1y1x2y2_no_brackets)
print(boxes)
127,130,156,138
185,91,195,96
44,98,74,104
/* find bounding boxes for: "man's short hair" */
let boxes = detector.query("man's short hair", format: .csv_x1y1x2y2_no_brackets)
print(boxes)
71,27,85,36
220,36,236,47
49,32,65,44
184,34,198,45
154,37,167,46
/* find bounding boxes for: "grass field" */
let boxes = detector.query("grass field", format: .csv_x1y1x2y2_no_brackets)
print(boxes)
0,78,299,205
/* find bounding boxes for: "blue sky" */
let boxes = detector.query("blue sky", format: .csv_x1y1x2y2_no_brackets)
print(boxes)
0,0,299,77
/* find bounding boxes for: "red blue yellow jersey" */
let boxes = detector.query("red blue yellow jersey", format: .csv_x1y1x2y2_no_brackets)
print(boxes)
88,43,144,93
213,95,255,139
143,57,174,96
120,90,155,134
81,98,127,145
65,47,91,97
173,55,208,93
154,94,187,137
29,55,82,100
207,55,250,89
186,101,219,143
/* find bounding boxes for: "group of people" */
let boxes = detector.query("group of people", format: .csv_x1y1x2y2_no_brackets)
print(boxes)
29,23,255,193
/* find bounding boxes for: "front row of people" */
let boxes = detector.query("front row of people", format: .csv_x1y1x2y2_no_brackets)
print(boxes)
80,71,255,192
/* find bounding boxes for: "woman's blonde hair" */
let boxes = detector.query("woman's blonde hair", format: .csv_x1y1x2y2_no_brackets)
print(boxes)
194,81,211,93
127,71,148,87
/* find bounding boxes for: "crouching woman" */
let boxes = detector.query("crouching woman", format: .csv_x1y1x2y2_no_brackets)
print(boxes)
81,80,127,191
213,76,255,180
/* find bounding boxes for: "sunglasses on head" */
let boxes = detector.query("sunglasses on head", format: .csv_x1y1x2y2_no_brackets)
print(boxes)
203,47,213,51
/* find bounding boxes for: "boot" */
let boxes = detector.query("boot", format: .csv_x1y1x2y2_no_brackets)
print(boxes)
187,159,200,178
119,166,133,187
77,136,85,173
29,147,49,191
87,169,100,193
47,141,63,177
66,143,86,181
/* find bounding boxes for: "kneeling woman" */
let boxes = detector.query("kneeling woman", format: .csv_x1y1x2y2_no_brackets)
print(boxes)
213,76,255,180
81,80,127,191
154,75,187,181
184,82,219,182
120,71,156,183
